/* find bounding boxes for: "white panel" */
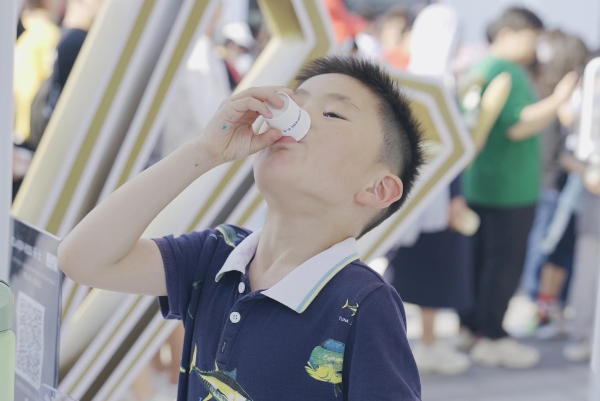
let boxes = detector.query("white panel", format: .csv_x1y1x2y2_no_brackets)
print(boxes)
0,0,15,281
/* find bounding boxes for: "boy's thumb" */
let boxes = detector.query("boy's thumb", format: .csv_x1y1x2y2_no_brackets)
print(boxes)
250,128,283,153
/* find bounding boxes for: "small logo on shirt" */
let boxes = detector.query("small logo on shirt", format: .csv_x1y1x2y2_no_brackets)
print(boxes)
342,299,358,316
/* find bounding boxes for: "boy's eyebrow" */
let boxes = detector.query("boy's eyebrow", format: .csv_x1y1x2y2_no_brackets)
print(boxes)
293,88,310,98
294,88,360,111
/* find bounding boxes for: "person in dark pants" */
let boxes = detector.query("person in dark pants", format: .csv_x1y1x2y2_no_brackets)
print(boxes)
460,205,535,338
458,7,578,369
388,177,474,375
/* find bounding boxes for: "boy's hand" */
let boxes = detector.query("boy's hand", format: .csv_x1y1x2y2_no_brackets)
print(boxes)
197,86,294,164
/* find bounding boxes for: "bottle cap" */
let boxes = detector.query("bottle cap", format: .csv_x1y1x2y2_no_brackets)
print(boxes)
0,280,13,332
264,93,311,141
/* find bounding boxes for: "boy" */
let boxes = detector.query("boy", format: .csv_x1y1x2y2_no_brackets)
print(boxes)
58,56,424,400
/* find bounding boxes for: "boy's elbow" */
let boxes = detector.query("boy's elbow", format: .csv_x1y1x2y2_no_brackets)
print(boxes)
57,241,76,279
57,240,87,283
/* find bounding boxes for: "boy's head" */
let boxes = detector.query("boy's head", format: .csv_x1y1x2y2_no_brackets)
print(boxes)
253,55,424,238
487,7,544,65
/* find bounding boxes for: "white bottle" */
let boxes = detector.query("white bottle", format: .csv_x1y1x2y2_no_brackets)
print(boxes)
0,280,15,401
264,93,311,141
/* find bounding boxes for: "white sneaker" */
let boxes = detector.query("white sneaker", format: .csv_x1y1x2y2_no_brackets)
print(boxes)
454,328,477,351
412,341,471,375
563,340,592,362
470,337,541,369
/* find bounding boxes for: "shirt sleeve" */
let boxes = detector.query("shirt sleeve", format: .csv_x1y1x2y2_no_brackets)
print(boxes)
450,175,462,199
496,65,535,130
152,230,211,322
343,284,422,401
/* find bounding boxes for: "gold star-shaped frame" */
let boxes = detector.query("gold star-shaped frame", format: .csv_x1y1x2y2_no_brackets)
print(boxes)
357,69,475,261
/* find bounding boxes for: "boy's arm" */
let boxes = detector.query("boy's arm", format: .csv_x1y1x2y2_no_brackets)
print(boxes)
343,285,422,401
58,87,289,295
507,72,579,141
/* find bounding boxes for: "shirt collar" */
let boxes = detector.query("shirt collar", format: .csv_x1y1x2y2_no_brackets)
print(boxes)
215,228,359,313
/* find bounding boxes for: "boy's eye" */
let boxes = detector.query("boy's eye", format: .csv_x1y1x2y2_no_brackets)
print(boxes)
323,111,344,120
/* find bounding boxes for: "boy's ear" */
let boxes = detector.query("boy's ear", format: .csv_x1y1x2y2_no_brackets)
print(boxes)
355,174,404,210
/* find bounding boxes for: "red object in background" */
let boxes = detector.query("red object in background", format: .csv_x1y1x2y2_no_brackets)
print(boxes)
226,61,242,86
385,48,410,70
323,0,366,44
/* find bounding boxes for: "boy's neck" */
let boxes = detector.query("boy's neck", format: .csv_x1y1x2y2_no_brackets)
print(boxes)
248,209,354,290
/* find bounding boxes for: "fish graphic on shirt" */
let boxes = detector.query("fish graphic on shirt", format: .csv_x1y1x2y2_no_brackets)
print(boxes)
194,365,253,401
305,339,345,397
216,224,244,248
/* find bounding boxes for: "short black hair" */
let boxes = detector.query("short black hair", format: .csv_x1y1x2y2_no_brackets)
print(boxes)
486,7,544,43
294,55,424,236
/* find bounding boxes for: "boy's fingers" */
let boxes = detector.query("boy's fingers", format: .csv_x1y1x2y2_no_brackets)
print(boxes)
249,128,282,154
226,98,273,121
229,86,294,104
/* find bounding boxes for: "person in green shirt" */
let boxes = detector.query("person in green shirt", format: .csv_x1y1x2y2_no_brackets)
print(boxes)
458,7,579,369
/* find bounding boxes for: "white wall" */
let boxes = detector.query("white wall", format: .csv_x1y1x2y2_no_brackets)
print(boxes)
447,0,600,49
0,0,15,282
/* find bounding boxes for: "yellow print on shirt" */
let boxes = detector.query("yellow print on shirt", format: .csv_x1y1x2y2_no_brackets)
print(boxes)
305,339,345,397
195,359,254,401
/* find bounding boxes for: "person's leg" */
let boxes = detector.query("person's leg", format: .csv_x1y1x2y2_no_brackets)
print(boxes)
539,263,568,295
565,235,600,355
537,262,568,321
131,366,156,401
421,307,437,346
168,325,185,384
522,189,559,297
413,307,471,375
535,262,569,339
470,206,540,369
479,206,536,339
459,205,487,335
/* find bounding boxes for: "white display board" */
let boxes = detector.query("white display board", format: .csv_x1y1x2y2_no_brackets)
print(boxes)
0,0,15,282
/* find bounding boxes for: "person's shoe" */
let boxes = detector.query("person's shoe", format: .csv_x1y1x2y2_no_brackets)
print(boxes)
412,341,471,375
533,305,565,340
535,319,563,340
563,340,592,362
470,337,541,369
454,328,477,351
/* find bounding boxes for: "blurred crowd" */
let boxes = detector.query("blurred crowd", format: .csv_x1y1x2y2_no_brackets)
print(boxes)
9,0,600,398
328,2,598,377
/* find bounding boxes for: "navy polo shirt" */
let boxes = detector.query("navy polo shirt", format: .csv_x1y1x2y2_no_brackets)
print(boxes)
153,224,421,401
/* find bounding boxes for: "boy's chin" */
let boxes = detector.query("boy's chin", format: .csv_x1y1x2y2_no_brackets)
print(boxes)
255,160,307,192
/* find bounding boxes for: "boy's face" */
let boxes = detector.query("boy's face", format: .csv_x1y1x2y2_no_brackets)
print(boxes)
253,74,388,216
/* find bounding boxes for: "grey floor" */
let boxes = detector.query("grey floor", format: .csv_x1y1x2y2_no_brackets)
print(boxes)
403,295,593,401
419,338,591,401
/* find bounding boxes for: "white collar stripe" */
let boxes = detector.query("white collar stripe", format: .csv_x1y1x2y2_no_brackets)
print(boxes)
295,253,359,313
